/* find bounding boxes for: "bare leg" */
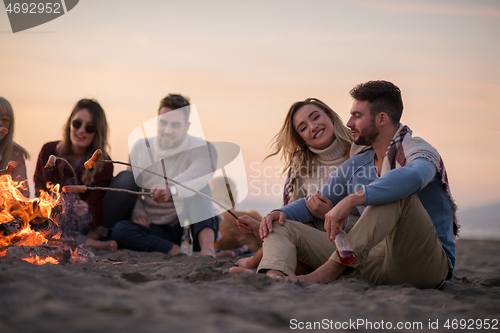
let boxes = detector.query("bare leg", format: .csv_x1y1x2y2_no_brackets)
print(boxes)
86,230,101,240
197,227,215,257
285,260,346,283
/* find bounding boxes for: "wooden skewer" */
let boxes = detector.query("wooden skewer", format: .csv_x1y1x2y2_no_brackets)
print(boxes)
62,185,152,196
84,151,240,220
44,155,78,185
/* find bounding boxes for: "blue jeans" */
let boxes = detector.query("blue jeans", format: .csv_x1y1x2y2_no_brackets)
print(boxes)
97,171,140,237
112,216,218,254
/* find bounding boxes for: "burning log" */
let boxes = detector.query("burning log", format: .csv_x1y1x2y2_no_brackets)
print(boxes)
5,244,72,264
29,217,60,239
0,217,24,237
46,237,77,251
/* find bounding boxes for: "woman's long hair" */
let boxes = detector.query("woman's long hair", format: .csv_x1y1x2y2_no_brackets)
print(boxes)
56,99,110,186
0,97,30,169
266,98,353,175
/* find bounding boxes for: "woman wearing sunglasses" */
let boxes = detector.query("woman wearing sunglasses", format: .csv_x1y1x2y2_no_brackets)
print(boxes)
33,99,117,251
0,97,30,197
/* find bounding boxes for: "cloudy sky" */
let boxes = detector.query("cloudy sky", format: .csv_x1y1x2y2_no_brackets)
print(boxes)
1,0,499,215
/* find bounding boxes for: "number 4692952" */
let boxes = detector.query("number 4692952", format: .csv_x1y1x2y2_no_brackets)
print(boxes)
5,2,61,14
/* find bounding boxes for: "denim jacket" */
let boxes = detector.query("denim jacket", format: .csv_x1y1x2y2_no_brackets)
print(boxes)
278,149,456,279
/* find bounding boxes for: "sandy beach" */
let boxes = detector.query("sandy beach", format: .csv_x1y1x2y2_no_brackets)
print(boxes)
0,239,498,332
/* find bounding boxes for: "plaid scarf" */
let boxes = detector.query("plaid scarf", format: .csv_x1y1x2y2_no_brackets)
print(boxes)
382,124,459,238
283,158,299,206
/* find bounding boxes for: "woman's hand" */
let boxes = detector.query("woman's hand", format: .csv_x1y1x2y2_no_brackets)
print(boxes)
237,215,260,237
73,200,89,217
259,211,286,240
305,193,334,220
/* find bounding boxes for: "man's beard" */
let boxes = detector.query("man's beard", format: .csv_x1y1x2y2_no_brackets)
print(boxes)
352,119,379,146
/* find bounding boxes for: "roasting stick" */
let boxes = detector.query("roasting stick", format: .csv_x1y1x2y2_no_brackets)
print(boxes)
44,155,78,185
84,149,240,220
62,185,152,196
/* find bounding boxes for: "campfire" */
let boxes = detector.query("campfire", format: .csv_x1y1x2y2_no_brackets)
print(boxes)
0,174,84,265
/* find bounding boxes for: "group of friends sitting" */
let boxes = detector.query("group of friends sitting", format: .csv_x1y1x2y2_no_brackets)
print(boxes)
0,80,458,289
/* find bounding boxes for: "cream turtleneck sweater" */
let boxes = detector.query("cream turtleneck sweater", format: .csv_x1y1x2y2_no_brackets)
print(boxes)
289,138,349,203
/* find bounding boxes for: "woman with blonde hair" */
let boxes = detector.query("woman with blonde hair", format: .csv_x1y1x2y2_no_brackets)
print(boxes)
0,97,30,197
232,98,356,272
34,99,116,251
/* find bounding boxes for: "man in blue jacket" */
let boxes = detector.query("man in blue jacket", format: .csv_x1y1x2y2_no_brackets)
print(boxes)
257,80,457,289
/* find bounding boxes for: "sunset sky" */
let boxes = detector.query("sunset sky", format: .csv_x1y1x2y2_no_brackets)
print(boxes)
1,0,499,216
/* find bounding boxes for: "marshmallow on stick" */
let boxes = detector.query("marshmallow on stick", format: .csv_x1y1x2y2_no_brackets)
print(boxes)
6,161,18,172
44,155,57,168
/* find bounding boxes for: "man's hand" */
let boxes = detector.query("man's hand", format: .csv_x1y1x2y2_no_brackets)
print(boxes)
133,214,151,228
74,200,89,217
324,189,365,241
151,184,171,203
305,193,334,220
260,211,286,240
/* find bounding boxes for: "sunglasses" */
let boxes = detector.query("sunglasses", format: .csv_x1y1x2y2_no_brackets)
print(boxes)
0,116,11,129
72,119,96,134
163,95,189,108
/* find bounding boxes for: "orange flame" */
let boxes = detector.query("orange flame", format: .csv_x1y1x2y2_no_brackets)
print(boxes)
0,175,64,264
21,255,59,265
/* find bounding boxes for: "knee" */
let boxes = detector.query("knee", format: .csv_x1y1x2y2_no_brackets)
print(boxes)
111,171,139,190
112,220,136,240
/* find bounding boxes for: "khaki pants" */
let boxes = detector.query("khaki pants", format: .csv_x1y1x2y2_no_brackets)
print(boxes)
257,195,450,289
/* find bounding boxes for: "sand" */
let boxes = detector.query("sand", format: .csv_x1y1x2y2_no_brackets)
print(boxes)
0,239,499,333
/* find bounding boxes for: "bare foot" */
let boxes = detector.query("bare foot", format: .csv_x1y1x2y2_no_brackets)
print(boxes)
229,267,254,274
199,248,215,257
215,250,235,258
284,260,346,283
85,238,117,251
265,269,286,281
235,257,256,269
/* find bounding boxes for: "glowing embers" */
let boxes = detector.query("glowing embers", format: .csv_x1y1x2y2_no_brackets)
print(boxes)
0,174,71,265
